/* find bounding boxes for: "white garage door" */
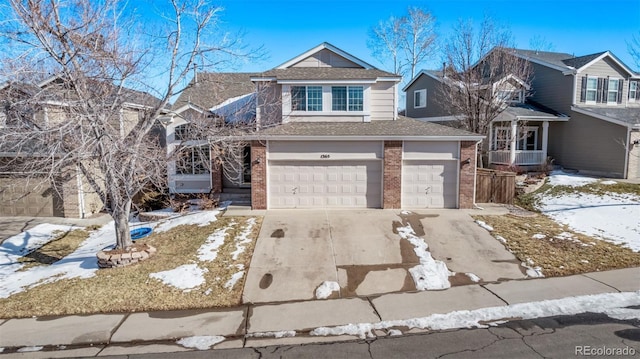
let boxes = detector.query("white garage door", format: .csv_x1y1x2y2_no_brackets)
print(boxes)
402,160,458,208
269,160,382,208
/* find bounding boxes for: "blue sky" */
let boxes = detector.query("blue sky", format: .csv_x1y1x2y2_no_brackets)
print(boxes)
208,0,639,75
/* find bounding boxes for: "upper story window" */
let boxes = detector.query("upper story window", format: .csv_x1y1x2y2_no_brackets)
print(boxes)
332,86,364,111
607,78,620,104
581,76,623,104
629,81,638,102
497,89,524,103
585,77,598,103
414,89,426,109
292,86,322,111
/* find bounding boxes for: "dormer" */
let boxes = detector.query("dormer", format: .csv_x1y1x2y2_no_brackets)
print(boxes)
252,43,401,124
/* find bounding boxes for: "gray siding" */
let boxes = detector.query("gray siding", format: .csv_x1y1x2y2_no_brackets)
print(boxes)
257,82,282,127
528,63,574,114
290,49,361,68
370,81,396,121
551,111,628,177
574,58,633,107
404,74,452,119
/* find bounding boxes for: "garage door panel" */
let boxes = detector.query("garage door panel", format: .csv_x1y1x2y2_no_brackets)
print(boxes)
402,160,457,208
269,160,381,208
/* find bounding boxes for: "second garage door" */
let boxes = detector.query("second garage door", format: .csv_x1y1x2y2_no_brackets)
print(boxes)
269,160,382,208
402,160,458,208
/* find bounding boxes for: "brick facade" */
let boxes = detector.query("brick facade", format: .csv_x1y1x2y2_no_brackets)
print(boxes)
383,141,402,209
458,141,478,209
211,160,223,194
250,140,267,209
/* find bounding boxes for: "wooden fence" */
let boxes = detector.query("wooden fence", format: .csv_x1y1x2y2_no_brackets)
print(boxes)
475,168,516,204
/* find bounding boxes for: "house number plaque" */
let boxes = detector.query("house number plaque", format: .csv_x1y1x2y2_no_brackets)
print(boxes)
320,154,330,159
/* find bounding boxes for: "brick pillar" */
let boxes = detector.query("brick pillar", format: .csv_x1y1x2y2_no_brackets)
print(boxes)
211,160,223,194
250,140,267,209
459,141,478,209
383,141,402,209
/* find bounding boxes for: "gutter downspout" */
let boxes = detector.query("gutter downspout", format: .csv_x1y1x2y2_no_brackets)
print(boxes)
624,126,631,179
473,140,482,208
76,165,85,219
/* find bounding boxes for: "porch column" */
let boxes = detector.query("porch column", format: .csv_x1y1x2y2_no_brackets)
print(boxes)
509,120,518,165
542,121,549,163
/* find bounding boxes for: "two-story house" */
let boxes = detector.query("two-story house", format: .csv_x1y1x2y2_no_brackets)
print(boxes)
0,76,160,217
405,49,640,179
165,43,484,209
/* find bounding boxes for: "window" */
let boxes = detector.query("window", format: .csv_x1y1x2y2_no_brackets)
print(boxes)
517,127,538,151
586,77,598,102
607,78,619,103
497,90,523,103
414,89,426,108
177,146,210,175
331,86,364,111
0,112,5,128
493,127,511,150
630,81,638,101
291,86,322,111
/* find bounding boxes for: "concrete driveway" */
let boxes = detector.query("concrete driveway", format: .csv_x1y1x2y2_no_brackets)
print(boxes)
242,209,525,304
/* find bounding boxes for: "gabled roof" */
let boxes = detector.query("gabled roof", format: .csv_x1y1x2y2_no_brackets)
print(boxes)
573,106,640,128
402,70,443,91
276,42,375,70
256,116,483,140
172,72,257,111
508,48,637,76
492,102,568,123
252,67,398,83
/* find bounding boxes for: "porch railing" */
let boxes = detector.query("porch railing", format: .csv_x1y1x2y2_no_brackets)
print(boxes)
489,150,545,166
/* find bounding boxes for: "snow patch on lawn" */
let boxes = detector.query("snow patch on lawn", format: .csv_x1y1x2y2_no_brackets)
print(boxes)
0,221,116,298
197,227,229,262
538,191,640,251
396,225,452,290
315,281,340,299
224,264,245,290
547,171,597,187
150,264,208,291
0,223,74,273
177,335,225,350
531,233,546,239
310,291,640,339
475,220,493,231
230,218,257,260
154,211,220,233
601,180,617,185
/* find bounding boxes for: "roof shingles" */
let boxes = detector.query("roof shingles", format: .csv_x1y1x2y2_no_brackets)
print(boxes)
257,116,482,138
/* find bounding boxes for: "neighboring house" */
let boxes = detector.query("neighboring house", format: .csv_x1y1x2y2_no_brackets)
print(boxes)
0,76,159,217
405,49,640,179
166,42,484,209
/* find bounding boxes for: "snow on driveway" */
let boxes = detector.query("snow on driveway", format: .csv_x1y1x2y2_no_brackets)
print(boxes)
537,171,640,251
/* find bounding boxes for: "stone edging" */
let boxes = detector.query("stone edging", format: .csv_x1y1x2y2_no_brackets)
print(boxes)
97,244,157,268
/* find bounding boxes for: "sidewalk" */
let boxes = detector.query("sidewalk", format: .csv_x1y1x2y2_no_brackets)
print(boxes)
0,267,638,358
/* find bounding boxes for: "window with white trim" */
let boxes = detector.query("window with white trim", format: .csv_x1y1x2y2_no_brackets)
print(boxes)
414,89,426,108
629,81,638,102
492,127,511,150
177,146,210,175
0,112,5,128
291,86,322,111
497,89,523,103
331,86,364,111
586,77,598,102
607,78,619,103
517,127,538,151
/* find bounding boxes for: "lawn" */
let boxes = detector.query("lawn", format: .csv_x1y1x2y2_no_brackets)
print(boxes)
0,212,262,318
475,171,640,277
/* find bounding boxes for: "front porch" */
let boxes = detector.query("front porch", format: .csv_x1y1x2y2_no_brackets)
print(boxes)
487,104,569,167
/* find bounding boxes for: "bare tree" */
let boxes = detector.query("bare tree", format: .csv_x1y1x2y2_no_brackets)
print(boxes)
0,0,250,250
439,16,532,138
628,31,640,69
367,16,405,76
368,6,437,79
528,35,555,52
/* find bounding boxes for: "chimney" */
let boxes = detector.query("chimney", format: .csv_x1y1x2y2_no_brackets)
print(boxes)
442,62,446,77
193,64,198,85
